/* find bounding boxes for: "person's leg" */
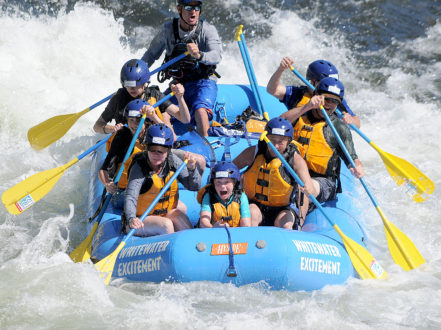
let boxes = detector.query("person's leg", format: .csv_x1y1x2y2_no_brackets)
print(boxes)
249,203,262,226
186,79,217,136
167,208,192,231
274,209,295,229
133,215,175,236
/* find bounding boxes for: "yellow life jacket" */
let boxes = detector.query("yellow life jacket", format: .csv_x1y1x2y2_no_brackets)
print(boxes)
293,114,340,177
117,142,145,189
197,184,242,227
296,92,312,108
242,145,296,207
106,131,118,152
132,153,179,217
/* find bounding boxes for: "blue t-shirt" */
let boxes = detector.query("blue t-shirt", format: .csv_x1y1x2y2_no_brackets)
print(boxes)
282,85,355,116
201,191,250,219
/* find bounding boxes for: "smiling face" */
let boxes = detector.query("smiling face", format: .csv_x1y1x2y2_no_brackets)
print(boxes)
213,177,235,202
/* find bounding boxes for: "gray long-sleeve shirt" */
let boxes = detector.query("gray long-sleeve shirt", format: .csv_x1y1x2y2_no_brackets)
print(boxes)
141,18,222,67
124,152,202,221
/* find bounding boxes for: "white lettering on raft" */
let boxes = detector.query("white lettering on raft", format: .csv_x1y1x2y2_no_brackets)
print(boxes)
119,240,170,259
292,240,341,258
117,256,162,276
300,257,341,275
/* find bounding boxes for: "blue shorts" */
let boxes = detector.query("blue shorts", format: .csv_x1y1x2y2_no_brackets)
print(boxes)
183,79,217,123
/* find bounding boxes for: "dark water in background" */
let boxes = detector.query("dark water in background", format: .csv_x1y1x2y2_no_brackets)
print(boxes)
3,0,440,101
1,1,441,328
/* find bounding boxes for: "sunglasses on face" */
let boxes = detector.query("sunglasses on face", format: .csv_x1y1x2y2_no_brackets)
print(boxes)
148,149,167,155
324,97,340,105
183,5,201,11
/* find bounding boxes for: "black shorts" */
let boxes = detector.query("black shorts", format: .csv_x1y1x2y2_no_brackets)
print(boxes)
253,203,294,227
314,177,338,203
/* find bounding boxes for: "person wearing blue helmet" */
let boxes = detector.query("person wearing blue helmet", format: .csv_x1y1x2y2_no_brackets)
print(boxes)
141,0,222,136
123,124,202,237
233,117,314,230
287,77,364,205
93,59,191,139
98,99,150,197
197,161,251,228
267,57,360,128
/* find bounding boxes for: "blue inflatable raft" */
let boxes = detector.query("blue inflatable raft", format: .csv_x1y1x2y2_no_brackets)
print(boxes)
87,84,368,291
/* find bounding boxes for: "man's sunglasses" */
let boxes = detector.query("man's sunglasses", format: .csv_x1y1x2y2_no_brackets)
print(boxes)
183,5,201,11
324,97,340,105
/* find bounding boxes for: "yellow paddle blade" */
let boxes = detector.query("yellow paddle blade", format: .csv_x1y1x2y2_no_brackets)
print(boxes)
27,109,89,150
371,142,435,202
95,241,126,285
70,222,98,263
334,224,387,280
376,207,425,271
2,159,78,215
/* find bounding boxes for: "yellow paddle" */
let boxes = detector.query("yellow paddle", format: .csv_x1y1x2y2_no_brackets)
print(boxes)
69,93,174,263
27,94,115,151
2,135,113,215
261,131,387,279
95,159,188,285
319,106,425,270
290,66,434,202
27,52,190,150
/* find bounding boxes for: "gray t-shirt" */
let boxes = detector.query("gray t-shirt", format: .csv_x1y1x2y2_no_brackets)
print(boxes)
141,18,222,67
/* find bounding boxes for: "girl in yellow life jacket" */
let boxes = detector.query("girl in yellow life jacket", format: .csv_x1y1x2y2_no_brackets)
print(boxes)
198,161,251,228
124,124,202,237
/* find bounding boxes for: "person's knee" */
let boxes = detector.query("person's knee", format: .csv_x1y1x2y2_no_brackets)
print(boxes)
161,218,175,234
249,204,262,226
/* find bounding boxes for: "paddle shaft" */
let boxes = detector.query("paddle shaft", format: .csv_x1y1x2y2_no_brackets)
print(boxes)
236,26,269,120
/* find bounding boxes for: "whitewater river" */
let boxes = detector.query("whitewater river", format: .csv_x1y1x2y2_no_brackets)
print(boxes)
1,0,440,328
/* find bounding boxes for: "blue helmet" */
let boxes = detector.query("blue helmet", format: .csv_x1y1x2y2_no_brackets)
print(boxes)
306,60,339,82
266,117,293,141
316,77,345,99
211,161,240,182
144,124,174,147
123,99,148,118
120,59,150,87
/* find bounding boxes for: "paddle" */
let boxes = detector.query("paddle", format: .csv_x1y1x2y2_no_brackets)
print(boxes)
235,25,269,121
2,134,113,215
95,159,189,285
27,52,189,150
319,105,425,270
290,66,434,203
260,131,387,279
69,93,174,263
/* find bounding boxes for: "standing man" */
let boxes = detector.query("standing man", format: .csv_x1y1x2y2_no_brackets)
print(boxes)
141,0,222,136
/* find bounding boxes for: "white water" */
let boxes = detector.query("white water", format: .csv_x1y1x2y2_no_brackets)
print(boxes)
1,3,441,328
